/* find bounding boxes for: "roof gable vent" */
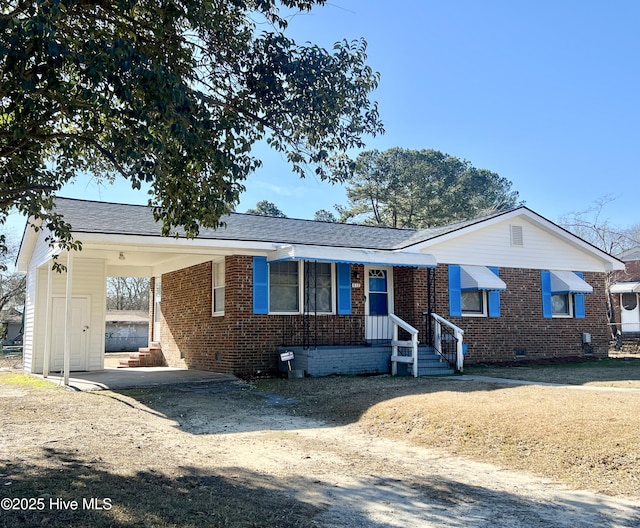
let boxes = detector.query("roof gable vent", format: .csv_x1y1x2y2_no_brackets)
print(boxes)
510,225,524,247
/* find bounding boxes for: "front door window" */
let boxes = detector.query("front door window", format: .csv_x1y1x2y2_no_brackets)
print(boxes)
622,293,638,311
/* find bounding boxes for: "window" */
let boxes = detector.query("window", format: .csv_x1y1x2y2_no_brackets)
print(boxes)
448,264,504,318
461,290,486,316
304,262,333,313
153,276,162,341
551,293,571,317
622,293,638,311
541,270,590,319
212,260,225,315
269,261,300,313
267,261,336,314
254,258,350,315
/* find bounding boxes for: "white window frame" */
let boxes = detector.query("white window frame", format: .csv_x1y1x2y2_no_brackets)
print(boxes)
268,261,336,315
267,261,302,315
153,276,162,341
461,289,488,317
212,259,225,316
551,292,574,318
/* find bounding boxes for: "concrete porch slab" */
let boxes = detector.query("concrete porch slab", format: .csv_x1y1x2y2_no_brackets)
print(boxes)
35,367,238,392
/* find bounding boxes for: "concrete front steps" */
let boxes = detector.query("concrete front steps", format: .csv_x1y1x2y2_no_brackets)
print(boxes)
118,342,165,368
396,346,455,377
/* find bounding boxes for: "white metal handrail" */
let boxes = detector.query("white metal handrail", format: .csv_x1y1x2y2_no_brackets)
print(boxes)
389,313,419,377
430,312,465,372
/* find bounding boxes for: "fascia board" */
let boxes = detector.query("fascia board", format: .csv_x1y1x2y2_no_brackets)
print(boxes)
71,232,278,253
15,217,40,272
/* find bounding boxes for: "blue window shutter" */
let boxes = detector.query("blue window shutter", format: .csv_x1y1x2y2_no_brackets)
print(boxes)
488,267,501,318
253,256,268,314
574,272,586,318
336,263,352,315
541,271,552,318
448,265,462,317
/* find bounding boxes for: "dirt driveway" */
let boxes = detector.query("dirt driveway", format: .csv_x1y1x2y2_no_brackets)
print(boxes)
1,374,640,527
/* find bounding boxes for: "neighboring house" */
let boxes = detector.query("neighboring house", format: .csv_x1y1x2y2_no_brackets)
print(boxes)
105,310,149,352
1,308,23,344
610,247,640,342
16,198,624,377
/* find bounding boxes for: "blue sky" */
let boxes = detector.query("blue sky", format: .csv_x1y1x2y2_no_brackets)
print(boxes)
5,0,640,239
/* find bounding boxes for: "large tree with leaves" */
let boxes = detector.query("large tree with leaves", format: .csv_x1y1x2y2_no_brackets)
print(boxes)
0,0,383,257
338,148,521,228
245,200,286,217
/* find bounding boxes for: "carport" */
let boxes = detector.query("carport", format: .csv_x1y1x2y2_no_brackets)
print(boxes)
34,366,238,392
16,199,237,386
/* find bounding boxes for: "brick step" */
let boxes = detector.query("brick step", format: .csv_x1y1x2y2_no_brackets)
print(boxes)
116,345,165,368
118,358,140,368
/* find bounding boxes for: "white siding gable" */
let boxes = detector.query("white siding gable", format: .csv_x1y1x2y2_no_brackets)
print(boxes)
415,216,610,272
29,228,59,270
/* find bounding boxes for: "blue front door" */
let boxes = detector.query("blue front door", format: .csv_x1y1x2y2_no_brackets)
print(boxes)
365,267,393,341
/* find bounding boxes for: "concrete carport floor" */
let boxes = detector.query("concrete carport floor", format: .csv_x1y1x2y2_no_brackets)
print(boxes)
34,367,239,392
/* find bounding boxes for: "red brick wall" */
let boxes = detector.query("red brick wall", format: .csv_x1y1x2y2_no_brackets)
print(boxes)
432,264,609,362
628,261,640,281
159,257,367,375
158,258,610,375
616,259,640,282
393,267,429,336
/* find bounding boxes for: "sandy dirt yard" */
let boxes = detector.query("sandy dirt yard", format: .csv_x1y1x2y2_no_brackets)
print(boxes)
1,373,640,527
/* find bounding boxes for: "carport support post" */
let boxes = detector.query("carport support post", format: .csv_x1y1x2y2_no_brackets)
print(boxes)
42,260,53,378
63,251,74,387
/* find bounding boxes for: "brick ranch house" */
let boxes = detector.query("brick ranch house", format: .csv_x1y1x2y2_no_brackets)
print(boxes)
610,246,640,348
16,198,624,378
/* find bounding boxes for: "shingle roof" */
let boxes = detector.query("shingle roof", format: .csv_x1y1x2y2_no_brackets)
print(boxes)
53,197,417,250
394,209,512,248
53,197,523,251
